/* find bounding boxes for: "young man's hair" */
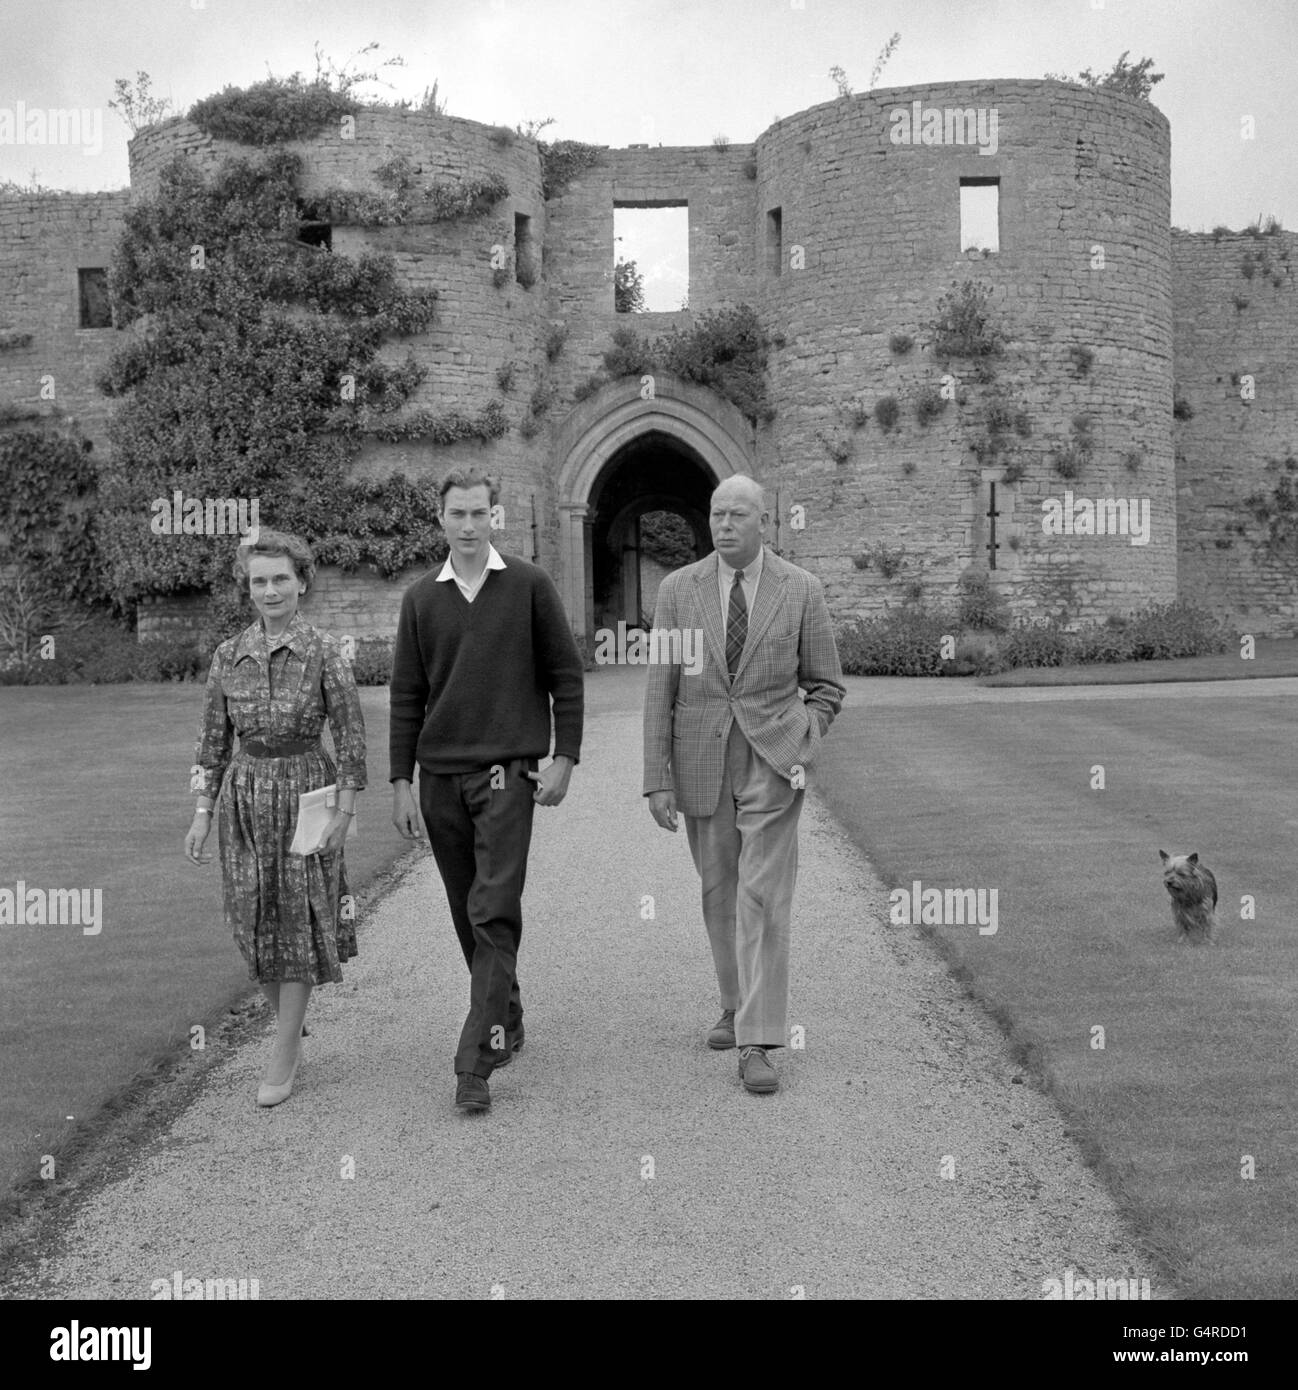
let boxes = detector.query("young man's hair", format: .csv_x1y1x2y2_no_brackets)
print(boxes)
438,470,500,507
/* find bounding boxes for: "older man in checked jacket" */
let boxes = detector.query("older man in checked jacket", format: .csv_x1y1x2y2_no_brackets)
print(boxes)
643,474,845,1094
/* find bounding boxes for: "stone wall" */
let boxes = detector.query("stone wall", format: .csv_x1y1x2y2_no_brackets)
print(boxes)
0,191,131,452
1171,229,1298,636
298,562,428,642
136,563,431,646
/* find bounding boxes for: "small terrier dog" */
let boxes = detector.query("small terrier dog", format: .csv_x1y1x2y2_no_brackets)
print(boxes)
1158,850,1218,944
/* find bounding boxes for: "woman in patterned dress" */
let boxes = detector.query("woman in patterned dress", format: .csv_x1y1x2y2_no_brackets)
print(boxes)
184,530,367,1107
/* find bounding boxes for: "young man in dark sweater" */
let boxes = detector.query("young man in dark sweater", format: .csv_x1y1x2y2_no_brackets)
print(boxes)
390,470,584,1112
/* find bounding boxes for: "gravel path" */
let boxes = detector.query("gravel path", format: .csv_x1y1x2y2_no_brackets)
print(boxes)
2,691,1170,1300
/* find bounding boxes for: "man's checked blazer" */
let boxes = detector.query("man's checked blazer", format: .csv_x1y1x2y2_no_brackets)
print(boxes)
642,546,846,818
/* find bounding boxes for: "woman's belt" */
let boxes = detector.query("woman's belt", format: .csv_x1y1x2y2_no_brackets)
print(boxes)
240,737,322,758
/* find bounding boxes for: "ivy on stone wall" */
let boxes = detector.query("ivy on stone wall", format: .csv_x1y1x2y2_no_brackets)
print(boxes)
367,399,507,444
0,330,33,351
94,149,453,609
274,471,450,575
538,140,602,199
0,424,104,605
303,155,509,226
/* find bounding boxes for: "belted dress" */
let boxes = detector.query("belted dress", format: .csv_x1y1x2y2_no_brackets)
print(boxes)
192,612,367,984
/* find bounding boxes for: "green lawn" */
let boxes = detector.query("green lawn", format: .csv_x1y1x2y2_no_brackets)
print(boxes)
981,636,1298,686
815,685,1298,1299
0,683,405,1213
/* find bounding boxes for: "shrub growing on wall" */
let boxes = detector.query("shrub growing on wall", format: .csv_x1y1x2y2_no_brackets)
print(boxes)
928,279,1007,363
596,306,774,424
188,76,360,145
1243,454,1298,553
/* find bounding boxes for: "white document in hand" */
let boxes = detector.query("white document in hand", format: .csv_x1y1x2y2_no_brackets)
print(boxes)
288,784,357,856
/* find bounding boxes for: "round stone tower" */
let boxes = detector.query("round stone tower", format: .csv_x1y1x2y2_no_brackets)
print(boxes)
753,79,1174,623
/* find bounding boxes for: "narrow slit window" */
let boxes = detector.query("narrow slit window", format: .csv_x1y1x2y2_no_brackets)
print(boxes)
514,213,534,286
986,480,1001,569
766,208,783,276
78,268,111,328
960,178,1000,254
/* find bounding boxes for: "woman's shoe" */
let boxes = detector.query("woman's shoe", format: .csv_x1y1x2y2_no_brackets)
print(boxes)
257,1048,301,1108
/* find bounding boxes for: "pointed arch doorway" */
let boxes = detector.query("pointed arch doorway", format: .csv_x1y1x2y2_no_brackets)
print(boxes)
552,375,757,637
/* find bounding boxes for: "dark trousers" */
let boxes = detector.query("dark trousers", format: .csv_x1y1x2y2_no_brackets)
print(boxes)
418,757,537,1077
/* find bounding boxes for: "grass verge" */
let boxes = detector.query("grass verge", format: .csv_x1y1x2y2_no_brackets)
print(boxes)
814,688,1297,1298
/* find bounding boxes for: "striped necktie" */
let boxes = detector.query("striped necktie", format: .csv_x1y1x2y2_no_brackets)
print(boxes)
725,568,748,676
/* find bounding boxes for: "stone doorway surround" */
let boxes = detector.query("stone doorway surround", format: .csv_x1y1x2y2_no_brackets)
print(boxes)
552,374,757,637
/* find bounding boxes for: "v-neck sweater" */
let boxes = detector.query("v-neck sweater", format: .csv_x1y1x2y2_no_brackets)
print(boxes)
389,554,584,778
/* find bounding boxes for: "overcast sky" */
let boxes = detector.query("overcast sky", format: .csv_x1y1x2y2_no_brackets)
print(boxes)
1,0,1293,237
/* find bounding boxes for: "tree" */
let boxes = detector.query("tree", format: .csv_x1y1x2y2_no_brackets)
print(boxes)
614,258,646,314
639,511,697,568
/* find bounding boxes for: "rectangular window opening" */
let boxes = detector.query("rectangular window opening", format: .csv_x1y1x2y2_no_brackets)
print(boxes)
960,177,1000,254
613,202,688,312
296,222,333,250
295,197,332,251
78,268,112,329
766,208,783,276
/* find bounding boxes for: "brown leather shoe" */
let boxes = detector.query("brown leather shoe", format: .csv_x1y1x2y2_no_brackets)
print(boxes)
707,1009,737,1050
455,1073,490,1111
738,1046,778,1094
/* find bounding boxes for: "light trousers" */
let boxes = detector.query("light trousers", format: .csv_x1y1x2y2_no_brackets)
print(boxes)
684,721,804,1048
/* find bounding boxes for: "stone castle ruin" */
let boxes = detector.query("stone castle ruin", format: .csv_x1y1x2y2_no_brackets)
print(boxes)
2,80,1295,640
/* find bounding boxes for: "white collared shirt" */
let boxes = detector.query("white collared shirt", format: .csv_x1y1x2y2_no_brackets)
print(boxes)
436,543,507,603
717,545,763,618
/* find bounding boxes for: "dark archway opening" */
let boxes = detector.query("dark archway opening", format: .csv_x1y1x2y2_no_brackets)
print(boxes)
589,430,716,631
